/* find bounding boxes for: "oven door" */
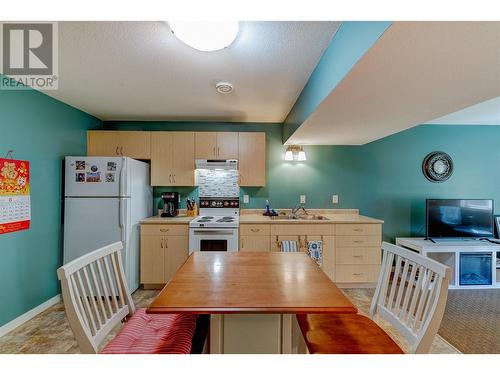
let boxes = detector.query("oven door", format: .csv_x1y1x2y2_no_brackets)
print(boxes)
189,228,239,254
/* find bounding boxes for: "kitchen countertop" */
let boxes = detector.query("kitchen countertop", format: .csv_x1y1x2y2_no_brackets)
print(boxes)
140,210,383,225
140,215,194,224
239,214,383,224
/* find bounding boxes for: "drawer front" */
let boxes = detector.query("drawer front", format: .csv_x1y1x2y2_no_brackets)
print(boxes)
335,265,381,283
141,224,188,236
335,235,381,248
336,247,381,265
270,224,334,236
335,224,381,236
240,224,271,236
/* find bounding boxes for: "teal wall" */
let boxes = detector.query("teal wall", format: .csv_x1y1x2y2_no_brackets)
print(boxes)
356,125,500,241
106,122,500,243
282,21,392,142
0,86,101,327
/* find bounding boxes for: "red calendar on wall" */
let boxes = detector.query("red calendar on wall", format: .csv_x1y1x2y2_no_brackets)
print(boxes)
0,158,31,234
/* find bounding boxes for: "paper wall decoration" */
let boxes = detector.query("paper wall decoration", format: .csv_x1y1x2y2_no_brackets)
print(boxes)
0,158,31,234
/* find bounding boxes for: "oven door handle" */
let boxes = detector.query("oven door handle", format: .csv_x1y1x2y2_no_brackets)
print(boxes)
192,230,235,236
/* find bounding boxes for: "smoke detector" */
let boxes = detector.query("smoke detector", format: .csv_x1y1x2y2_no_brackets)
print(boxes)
215,81,234,94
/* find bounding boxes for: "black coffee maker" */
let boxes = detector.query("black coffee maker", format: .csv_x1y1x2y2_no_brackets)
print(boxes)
161,192,179,217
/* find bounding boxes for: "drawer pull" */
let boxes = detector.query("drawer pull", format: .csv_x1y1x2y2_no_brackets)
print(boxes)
353,240,363,244
160,229,169,232
353,255,363,258
353,229,363,232
250,228,260,232
353,272,364,276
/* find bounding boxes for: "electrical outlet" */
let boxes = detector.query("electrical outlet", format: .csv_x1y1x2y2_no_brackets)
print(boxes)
300,195,306,204
243,195,249,204
332,195,339,204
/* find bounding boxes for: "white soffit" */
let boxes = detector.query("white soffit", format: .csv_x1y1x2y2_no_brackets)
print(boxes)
425,96,500,125
42,21,340,122
288,22,500,145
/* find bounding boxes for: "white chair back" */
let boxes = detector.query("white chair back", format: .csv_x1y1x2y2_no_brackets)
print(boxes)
57,242,135,353
369,242,451,354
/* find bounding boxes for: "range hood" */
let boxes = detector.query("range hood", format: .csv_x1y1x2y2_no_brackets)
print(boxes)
195,159,238,170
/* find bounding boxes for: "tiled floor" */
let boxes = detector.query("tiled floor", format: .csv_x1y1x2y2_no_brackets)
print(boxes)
0,288,459,354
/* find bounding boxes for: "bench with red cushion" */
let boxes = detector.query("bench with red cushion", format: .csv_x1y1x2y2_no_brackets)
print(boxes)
101,309,198,354
296,313,404,354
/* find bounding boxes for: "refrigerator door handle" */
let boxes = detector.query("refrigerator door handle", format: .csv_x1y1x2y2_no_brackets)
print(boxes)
118,199,126,245
119,157,126,197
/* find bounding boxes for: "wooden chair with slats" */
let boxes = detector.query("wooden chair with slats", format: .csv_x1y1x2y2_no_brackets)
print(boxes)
297,241,451,354
57,241,197,354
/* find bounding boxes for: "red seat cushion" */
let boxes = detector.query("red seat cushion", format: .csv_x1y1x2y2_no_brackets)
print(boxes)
296,314,404,354
101,309,198,354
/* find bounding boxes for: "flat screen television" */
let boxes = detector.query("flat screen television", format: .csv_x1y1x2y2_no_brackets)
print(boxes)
426,199,494,239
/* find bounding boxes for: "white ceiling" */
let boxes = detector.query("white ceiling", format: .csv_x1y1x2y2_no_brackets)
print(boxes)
43,21,340,122
287,22,500,145
425,96,500,125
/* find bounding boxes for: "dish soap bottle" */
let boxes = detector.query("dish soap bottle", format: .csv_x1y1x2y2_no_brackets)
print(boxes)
264,200,271,216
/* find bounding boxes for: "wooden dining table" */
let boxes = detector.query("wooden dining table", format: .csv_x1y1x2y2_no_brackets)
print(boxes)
147,251,357,354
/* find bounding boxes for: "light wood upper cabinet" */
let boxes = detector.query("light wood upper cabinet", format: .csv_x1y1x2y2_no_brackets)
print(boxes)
216,132,238,159
238,132,266,186
195,132,218,159
151,132,195,186
87,131,151,159
195,132,238,159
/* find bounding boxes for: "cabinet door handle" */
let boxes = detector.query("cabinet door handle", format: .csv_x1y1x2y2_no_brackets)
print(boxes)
213,147,216,156
217,147,220,156
169,174,172,183
250,228,260,233
160,228,169,232
165,238,168,248
115,146,119,155
173,174,176,183
120,146,124,155
160,238,164,248
241,238,244,249
353,272,364,276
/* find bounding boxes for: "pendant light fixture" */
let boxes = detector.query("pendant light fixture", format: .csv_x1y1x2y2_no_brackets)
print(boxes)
284,145,307,161
169,21,239,52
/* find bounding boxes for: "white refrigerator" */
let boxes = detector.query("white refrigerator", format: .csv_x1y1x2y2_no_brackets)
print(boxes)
63,156,152,292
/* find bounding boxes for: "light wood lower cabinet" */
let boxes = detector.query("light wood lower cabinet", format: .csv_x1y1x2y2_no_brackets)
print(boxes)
242,222,381,285
240,236,270,252
335,224,382,284
140,225,188,287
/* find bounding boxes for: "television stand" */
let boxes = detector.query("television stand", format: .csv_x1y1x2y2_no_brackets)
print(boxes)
396,237,500,289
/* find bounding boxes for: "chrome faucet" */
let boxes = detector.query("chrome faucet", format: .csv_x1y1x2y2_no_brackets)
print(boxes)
291,203,308,217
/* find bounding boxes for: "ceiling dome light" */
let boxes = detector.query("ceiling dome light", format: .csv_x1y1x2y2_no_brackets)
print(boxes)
169,21,239,52
215,81,234,94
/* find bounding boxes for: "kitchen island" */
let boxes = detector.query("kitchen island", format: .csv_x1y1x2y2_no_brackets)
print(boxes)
147,251,357,354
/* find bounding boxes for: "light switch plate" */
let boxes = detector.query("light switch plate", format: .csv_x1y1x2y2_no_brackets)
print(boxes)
300,195,306,204
332,195,339,204
243,195,249,204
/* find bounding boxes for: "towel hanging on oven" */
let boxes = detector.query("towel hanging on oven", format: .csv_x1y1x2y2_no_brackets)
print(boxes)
308,240,323,266
280,240,298,252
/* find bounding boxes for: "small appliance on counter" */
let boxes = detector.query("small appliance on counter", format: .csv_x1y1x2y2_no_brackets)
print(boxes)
161,192,179,217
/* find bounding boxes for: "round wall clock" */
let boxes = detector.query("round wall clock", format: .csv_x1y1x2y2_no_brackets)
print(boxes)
422,151,453,182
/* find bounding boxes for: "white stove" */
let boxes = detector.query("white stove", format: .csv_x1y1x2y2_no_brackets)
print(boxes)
189,198,240,254
190,215,239,228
